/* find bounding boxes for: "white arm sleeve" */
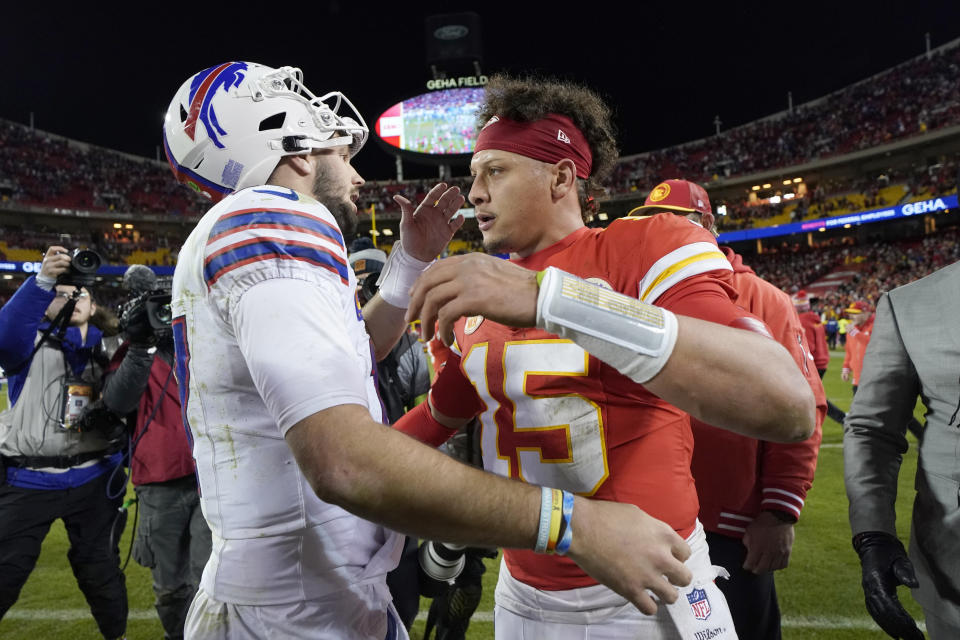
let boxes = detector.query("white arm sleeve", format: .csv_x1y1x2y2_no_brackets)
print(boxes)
233,277,370,435
536,267,679,384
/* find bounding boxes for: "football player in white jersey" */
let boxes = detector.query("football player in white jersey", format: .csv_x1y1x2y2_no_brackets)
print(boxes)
162,62,699,640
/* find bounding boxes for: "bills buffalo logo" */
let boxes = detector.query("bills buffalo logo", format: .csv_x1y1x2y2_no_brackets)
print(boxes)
649,182,671,202
687,587,711,620
185,62,249,148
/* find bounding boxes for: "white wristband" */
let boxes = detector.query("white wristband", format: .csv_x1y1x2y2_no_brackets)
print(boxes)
535,267,679,384
35,273,56,291
375,242,434,309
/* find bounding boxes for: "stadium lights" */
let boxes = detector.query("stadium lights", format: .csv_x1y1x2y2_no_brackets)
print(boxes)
818,227,826,232
368,229,380,236
124,224,134,229
751,185,760,191
382,228,394,236
2,275,12,280
783,179,792,185
762,183,772,189
769,195,781,204
844,224,852,229
113,223,122,229
794,177,803,183
598,212,609,221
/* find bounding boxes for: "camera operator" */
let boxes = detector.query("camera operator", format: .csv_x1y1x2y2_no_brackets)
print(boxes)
100,264,211,640
0,245,128,640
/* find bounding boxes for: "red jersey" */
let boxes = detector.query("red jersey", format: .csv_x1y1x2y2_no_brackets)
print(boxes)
798,310,829,371
843,315,875,385
420,214,755,591
691,249,824,538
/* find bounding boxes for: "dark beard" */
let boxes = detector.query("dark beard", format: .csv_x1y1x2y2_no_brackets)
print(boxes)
313,166,357,239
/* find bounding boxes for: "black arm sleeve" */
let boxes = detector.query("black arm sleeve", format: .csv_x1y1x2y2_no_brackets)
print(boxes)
102,346,155,415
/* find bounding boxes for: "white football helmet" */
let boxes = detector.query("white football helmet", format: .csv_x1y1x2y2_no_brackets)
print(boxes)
162,61,368,201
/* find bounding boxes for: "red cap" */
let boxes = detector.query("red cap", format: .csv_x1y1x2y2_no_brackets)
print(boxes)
629,179,712,216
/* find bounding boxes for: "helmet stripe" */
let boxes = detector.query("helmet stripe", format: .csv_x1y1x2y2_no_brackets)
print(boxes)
185,62,232,141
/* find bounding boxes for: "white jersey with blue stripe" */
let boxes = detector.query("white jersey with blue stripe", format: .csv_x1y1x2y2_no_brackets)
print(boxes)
172,186,401,605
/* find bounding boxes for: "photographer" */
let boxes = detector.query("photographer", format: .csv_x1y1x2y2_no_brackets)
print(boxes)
0,245,127,640
101,264,210,640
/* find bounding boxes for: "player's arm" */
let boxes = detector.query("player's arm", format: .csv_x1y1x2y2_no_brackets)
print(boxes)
285,403,692,614
739,295,824,573
393,349,482,445
0,247,67,369
233,277,692,614
361,184,465,361
406,254,815,443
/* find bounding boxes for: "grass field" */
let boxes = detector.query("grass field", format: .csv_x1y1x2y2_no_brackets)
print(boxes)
0,351,926,638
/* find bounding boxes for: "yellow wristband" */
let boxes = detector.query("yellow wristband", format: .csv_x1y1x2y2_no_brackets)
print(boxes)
547,488,563,552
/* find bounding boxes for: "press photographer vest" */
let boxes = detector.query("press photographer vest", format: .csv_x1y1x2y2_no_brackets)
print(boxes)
0,328,111,459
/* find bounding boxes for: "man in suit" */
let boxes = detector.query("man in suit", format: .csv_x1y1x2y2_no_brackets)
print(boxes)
844,260,960,640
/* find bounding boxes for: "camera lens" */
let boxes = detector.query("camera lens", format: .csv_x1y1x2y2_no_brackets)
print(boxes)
71,249,102,274
419,541,466,582
156,303,172,324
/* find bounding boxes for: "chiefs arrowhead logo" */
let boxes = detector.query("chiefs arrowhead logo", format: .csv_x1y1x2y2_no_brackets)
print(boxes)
464,315,484,334
649,182,671,202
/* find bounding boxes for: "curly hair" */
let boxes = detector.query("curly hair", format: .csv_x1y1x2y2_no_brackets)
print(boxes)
476,74,619,218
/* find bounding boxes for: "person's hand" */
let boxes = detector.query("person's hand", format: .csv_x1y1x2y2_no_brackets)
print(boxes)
853,531,924,640
39,245,71,281
395,183,466,262
122,301,156,347
566,498,692,615
742,511,795,573
406,253,539,345
841,367,851,382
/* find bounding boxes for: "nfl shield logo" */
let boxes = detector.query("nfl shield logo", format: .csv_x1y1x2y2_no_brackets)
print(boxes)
687,587,711,620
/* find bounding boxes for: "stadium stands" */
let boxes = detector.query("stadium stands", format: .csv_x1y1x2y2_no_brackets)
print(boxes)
608,39,960,194
1,38,959,314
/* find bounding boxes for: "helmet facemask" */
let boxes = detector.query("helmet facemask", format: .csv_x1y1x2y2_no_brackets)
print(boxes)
255,66,368,158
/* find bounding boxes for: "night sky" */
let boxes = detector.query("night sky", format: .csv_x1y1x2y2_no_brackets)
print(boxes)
3,3,959,181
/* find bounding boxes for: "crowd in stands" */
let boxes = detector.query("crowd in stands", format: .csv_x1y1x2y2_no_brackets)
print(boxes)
609,41,960,194
0,223,180,265
2,41,959,224
749,226,960,315
356,176,474,217
716,155,959,231
0,120,208,218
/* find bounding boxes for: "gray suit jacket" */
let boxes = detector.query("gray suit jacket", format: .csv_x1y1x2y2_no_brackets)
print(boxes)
844,260,960,626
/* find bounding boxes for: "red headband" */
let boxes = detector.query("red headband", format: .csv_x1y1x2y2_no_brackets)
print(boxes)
474,114,593,179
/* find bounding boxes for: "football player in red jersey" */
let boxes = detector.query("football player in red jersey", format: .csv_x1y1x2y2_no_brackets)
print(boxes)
397,75,815,639
633,180,826,640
